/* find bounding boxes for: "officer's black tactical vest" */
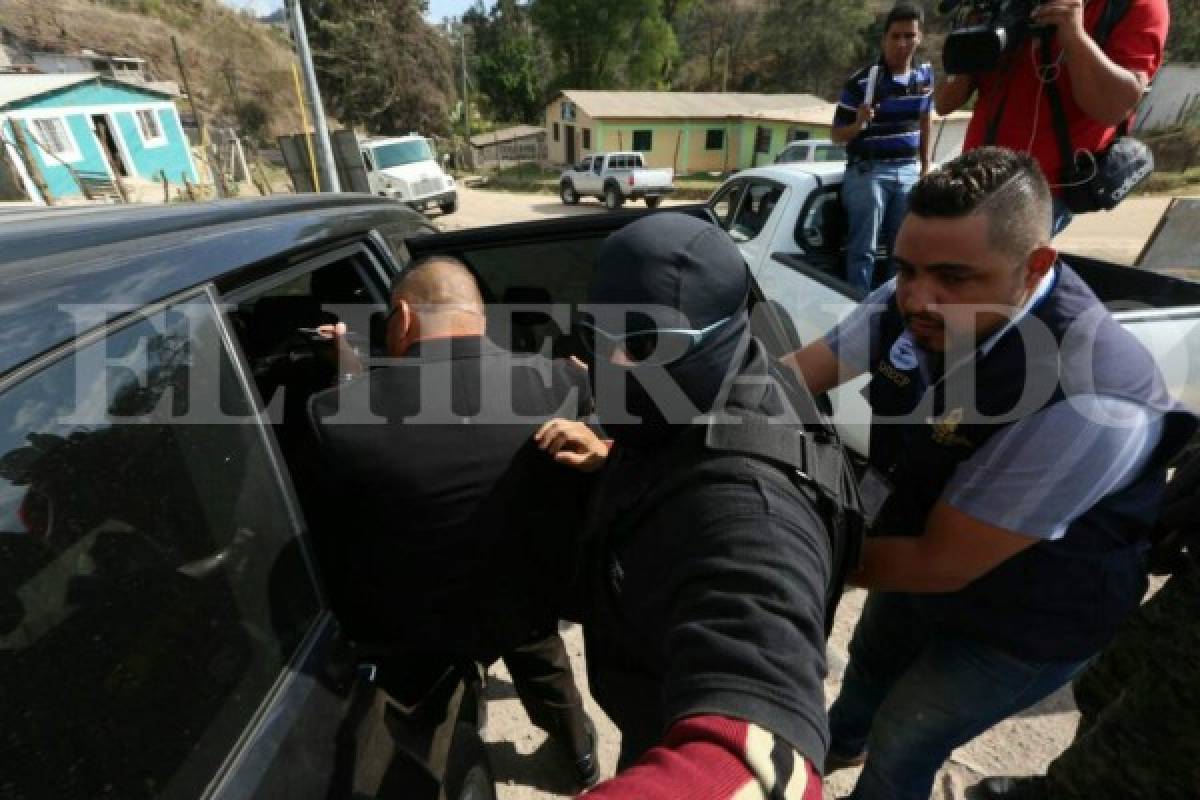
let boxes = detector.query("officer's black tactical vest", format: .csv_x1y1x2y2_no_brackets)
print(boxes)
574,341,865,636
866,265,1197,660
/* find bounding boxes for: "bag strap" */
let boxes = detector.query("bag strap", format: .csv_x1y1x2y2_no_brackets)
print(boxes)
1042,0,1134,164
1040,33,1079,177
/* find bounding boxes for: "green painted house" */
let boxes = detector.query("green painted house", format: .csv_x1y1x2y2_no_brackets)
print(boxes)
0,73,197,203
545,90,837,175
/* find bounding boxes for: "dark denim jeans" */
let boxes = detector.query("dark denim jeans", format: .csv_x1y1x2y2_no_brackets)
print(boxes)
828,592,1091,800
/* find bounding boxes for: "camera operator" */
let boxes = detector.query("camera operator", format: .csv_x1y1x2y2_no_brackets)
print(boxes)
935,0,1168,234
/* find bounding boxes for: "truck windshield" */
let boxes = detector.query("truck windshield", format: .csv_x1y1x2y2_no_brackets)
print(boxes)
371,140,435,169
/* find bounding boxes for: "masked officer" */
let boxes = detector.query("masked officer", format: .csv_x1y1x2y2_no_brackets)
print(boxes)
538,212,862,799
783,147,1196,800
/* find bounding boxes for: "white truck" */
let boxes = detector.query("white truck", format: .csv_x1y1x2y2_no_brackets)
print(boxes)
707,162,1200,456
774,138,847,164
559,152,675,211
360,134,457,215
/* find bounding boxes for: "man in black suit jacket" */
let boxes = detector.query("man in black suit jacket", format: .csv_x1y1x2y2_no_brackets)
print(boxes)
308,256,604,788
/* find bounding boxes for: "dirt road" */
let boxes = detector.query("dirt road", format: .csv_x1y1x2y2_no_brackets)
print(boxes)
436,186,1171,267
435,186,1169,799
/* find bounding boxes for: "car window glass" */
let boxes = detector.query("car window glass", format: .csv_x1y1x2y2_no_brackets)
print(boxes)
455,238,605,359
0,296,319,798
794,187,847,256
593,158,603,175
579,157,591,172
710,182,744,229
815,145,846,161
730,182,784,243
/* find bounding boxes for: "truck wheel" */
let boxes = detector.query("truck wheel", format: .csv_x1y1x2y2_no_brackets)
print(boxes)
443,722,496,800
439,196,458,214
560,181,579,205
604,185,625,211
645,196,663,209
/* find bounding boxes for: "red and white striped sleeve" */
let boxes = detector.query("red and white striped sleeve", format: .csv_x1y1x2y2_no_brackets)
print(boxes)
580,714,823,800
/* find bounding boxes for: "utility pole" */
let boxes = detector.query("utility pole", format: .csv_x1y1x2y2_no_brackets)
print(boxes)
460,22,470,169
289,0,340,192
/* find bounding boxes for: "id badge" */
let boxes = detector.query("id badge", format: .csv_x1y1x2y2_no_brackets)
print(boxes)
857,466,894,530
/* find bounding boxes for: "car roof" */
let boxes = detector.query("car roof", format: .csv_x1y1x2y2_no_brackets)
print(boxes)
726,162,846,185
783,138,836,146
0,194,427,378
362,135,428,146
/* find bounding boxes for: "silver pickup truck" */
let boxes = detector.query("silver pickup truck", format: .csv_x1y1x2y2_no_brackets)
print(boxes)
559,152,676,211
707,163,1200,456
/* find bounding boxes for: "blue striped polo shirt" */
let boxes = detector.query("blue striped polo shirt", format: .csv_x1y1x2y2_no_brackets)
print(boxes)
834,62,933,162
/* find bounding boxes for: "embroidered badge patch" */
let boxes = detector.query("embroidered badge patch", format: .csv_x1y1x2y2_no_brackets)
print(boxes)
889,333,918,371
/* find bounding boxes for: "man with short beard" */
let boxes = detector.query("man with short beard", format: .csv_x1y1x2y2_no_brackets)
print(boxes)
539,212,857,799
784,147,1196,800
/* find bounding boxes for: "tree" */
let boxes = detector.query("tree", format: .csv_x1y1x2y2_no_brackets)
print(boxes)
677,0,762,91
307,0,456,136
463,0,548,123
1166,0,1200,62
531,0,684,89
756,0,873,96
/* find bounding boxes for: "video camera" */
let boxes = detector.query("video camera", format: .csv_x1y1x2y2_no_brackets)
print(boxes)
939,0,1048,74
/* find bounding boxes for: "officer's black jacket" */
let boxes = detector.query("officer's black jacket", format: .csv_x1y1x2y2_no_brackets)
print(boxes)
576,338,833,771
307,336,592,658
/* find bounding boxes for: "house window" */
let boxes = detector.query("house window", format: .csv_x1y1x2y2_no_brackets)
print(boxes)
705,129,724,150
754,126,772,154
553,122,560,142
135,109,167,147
788,128,811,143
29,117,81,163
631,130,653,152
582,128,591,149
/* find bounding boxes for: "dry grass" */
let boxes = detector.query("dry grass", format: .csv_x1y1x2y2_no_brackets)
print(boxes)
1,0,304,138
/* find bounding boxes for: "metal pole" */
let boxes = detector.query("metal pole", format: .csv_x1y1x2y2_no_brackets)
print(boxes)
291,62,321,192
461,25,470,167
289,0,340,192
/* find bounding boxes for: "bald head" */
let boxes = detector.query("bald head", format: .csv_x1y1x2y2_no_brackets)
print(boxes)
387,255,486,355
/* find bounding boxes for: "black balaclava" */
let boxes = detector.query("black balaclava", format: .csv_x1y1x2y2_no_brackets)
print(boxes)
587,212,750,450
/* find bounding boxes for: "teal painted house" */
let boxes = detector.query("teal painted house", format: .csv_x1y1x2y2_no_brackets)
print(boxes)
0,73,197,203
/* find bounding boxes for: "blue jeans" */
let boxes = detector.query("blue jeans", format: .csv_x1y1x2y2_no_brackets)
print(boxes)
1051,195,1074,237
842,160,920,292
828,593,1092,800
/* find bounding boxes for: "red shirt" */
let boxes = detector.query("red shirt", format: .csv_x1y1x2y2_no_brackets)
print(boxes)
962,0,1168,189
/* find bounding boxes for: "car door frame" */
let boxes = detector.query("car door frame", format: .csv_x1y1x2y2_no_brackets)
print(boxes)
207,235,475,800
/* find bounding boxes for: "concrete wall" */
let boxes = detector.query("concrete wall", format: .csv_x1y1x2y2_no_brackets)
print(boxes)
1135,65,1200,132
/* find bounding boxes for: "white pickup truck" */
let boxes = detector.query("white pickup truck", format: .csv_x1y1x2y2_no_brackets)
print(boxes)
707,162,1200,456
360,134,458,215
559,152,675,210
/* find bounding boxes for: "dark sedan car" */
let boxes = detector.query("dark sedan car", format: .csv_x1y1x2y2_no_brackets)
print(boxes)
0,196,494,800
0,193,819,800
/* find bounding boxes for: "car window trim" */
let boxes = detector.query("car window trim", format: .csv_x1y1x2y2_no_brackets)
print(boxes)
0,283,215,395
731,178,785,242
201,281,344,797
221,243,386,307
792,180,841,254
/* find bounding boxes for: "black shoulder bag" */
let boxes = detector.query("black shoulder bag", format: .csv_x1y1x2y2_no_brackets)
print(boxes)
1041,0,1154,213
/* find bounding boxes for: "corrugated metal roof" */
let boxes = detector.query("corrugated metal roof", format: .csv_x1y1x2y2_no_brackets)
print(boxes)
0,73,175,109
470,124,546,147
560,90,832,121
